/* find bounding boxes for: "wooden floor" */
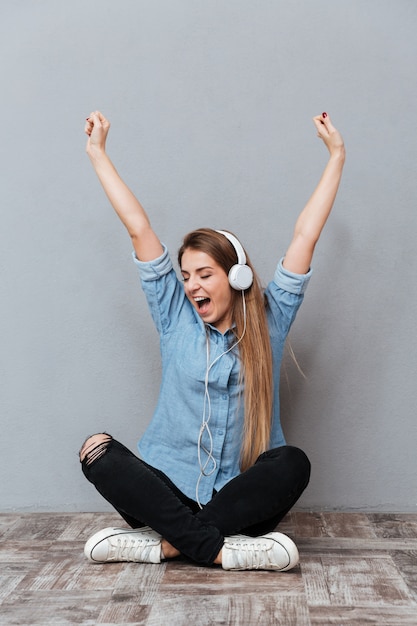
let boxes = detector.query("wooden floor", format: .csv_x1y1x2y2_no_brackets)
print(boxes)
0,512,416,625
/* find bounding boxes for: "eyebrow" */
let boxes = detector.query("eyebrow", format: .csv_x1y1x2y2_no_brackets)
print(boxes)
180,266,214,275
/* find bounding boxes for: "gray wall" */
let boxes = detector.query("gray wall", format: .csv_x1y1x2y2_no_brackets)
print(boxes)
1,0,416,512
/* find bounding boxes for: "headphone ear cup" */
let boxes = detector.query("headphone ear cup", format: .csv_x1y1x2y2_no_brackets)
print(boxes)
228,264,253,290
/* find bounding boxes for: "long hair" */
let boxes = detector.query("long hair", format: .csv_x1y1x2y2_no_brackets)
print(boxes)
178,228,273,472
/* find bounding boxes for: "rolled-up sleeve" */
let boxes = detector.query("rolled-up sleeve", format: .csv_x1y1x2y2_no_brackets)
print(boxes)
273,258,312,294
132,244,194,336
132,244,173,281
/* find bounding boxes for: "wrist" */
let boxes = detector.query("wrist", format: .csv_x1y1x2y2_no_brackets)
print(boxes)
329,146,346,164
87,143,107,162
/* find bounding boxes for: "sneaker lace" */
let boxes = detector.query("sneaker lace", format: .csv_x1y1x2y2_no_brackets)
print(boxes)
108,535,156,562
233,539,277,570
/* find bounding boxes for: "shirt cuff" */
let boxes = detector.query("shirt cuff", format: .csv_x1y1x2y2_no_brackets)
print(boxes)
132,244,173,281
273,258,313,295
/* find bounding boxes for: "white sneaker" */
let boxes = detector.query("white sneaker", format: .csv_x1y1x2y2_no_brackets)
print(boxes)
222,532,299,571
84,527,162,564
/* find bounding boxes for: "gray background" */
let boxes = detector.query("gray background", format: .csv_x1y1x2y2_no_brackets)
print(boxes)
1,0,416,512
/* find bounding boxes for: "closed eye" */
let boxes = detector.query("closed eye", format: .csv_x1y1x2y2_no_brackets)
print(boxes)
181,274,211,282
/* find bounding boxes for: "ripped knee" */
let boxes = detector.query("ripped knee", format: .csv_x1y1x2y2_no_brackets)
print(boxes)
79,433,112,466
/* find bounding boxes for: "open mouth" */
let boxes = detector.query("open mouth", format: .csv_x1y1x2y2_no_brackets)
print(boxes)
195,297,211,313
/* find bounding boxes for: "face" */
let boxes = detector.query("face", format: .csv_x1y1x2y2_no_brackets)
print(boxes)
181,248,233,333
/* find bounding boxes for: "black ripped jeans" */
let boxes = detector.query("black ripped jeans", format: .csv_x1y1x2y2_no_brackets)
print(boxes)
80,436,310,566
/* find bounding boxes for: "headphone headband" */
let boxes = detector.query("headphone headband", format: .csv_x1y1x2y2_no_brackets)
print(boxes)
216,230,247,265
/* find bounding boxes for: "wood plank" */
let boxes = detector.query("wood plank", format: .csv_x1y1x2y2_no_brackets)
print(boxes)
56,513,126,541
0,514,23,539
146,594,311,626
0,540,54,563
294,512,379,539
297,537,417,552
0,572,27,602
320,512,378,538
302,554,416,607
390,550,417,601
1,513,75,540
97,597,151,624
309,605,417,625
113,562,167,603
292,511,328,537
0,589,111,625
160,559,305,595
60,561,125,592
369,513,417,539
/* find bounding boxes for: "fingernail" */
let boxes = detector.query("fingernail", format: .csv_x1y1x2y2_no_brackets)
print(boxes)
322,112,327,118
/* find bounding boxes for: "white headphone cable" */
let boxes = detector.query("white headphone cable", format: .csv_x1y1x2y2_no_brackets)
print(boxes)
196,290,247,508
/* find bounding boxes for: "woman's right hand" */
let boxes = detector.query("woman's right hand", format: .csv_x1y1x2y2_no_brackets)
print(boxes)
85,111,110,156
83,110,163,260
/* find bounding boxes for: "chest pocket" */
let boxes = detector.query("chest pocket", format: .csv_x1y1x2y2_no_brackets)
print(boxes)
170,326,237,388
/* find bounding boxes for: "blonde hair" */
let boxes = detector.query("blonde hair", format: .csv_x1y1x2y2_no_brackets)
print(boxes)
178,228,273,472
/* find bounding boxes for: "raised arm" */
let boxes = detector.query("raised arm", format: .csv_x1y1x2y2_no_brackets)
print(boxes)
85,111,163,261
283,112,345,275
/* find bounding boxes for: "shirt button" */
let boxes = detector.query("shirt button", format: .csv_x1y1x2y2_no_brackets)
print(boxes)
218,430,224,435
222,394,228,400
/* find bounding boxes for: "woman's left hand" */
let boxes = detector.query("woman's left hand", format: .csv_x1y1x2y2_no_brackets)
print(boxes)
313,112,345,158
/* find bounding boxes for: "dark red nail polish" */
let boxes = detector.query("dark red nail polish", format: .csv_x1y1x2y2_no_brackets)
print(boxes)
322,112,327,118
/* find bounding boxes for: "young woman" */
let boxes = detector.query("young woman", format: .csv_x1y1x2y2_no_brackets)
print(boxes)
80,110,345,571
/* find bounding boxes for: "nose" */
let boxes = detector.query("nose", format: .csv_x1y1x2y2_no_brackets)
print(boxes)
187,275,201,294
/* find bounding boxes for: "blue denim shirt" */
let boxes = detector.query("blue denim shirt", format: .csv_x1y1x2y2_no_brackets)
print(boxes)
133,245,312,504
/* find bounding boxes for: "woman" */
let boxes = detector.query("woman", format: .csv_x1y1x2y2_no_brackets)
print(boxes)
80,110,345,571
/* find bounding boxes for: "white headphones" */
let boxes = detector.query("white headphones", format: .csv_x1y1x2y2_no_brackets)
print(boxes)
216,230,253,290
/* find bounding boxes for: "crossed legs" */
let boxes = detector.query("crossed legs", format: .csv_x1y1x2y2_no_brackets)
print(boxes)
79,434,310,567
